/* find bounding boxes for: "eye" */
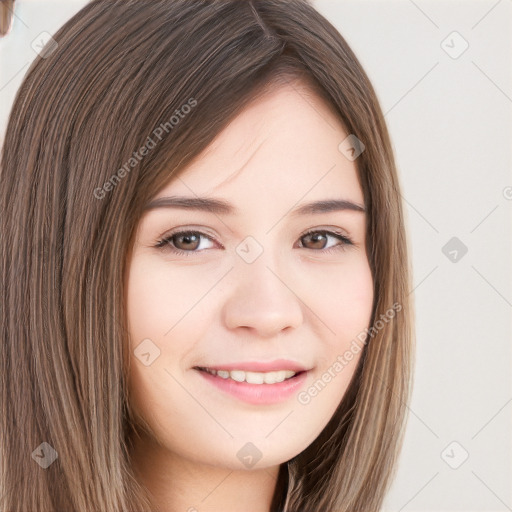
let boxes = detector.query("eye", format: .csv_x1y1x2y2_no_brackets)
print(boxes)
298,229,354,254
155,228,354,256
155,230,218,256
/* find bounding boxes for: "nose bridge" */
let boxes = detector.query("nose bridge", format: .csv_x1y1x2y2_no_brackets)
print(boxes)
222,244,304,336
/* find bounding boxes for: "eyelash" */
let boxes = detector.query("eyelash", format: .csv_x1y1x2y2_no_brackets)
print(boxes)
155,228,354,257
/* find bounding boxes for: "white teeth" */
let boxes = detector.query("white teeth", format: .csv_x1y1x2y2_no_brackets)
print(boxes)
230,370,246,382
203,368,297,384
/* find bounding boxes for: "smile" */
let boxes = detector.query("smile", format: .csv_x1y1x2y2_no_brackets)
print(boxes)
197,367,299,384
194,366,309,405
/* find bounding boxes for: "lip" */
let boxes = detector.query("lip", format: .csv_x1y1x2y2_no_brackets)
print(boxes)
194,359,309,373
195,367,309,405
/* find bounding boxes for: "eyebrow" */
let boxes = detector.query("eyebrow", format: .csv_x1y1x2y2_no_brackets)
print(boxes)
143,196,365,216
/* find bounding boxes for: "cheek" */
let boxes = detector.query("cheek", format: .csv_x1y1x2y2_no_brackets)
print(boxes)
309,257,374,338
295,259,373,418
125,256,214,409
306,257,373,375
124,257,207,443
125,256,210,344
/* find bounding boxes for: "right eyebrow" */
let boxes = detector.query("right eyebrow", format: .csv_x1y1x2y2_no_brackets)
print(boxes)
143,196,238,215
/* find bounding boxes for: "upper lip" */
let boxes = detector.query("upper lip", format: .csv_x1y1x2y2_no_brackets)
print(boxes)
194,359,309,373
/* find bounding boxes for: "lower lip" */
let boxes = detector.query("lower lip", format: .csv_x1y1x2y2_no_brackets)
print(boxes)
195,369,309,405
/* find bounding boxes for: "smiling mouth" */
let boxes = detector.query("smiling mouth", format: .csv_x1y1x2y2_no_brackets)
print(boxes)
194,366,306,385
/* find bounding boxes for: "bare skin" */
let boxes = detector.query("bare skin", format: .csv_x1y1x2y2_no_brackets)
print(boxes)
125,80,374,512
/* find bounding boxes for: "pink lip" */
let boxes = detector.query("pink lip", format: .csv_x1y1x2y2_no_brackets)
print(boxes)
195,359,309,373
195,368,309,405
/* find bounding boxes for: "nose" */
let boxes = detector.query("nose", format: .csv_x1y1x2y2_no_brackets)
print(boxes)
221,256,304,337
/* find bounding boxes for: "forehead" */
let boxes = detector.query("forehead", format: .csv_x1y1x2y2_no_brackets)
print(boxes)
155,82,363,205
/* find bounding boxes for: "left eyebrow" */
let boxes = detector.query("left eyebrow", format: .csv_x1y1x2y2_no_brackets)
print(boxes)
289,198,365,216
143,196,365,216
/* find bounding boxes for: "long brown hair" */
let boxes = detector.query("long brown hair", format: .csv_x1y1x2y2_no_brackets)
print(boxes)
0,1,415,510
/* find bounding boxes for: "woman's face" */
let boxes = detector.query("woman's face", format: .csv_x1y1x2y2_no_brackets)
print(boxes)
125,82,373,470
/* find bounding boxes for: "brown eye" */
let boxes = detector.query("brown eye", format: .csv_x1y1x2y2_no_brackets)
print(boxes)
173,233,201,251
299,230,353,253
302,231,329,249
155,230,217,255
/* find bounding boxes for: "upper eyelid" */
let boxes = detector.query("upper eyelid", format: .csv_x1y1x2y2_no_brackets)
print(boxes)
160,221,353,235
160,228,222,246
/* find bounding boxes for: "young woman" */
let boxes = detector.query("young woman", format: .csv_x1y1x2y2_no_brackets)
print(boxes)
0,1,415,511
